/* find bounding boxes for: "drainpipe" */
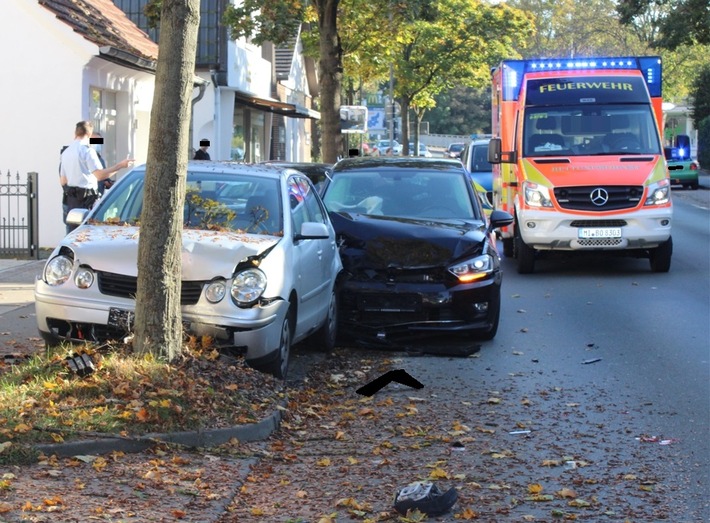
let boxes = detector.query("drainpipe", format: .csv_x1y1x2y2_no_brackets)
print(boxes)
190,79,208,159
211,69,221,159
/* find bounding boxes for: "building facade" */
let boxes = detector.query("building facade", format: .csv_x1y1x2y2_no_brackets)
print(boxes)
0,0,158,248
114,0,320,164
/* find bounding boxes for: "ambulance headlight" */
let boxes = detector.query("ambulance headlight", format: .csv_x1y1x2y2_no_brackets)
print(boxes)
523,181,553,208
644,179,670,206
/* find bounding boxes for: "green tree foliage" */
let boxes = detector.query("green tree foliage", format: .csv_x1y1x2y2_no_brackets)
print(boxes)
388,0,533,153
508,0,648,57
617,0,710,49
697,117,710,168
427,87,491,135
222,0,306,45
690,62,710,127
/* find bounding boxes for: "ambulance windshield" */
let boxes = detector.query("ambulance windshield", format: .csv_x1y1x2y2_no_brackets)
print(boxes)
523,105,661,157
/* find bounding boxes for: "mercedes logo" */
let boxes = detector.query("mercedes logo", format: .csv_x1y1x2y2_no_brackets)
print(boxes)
590,188,609,206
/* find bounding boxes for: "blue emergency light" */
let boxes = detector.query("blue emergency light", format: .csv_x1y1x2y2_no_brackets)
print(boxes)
499,56,662,100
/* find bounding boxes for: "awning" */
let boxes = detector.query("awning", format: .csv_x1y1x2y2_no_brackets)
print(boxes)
233,90,320,120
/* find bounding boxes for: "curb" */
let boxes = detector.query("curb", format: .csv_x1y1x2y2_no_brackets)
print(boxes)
33,401,286,457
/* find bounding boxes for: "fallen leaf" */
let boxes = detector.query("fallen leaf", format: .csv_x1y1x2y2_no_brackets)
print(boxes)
455,506,479,519
528,483,544,494
525,494,554,502
429,467,449,479
557,488,577,498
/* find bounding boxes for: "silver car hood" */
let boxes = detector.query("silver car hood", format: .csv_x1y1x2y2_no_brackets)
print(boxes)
65,226,280,279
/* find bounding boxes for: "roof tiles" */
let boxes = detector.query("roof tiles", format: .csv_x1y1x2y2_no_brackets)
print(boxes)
38,0,158,61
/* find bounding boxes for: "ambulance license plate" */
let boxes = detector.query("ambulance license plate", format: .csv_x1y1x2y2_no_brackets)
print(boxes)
578,228,622,239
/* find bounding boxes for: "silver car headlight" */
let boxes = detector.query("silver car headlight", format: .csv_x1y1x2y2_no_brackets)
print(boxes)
74,267,95,289
449,254,494,283
44,255,74,286
205,280,227,303
231,268,267,306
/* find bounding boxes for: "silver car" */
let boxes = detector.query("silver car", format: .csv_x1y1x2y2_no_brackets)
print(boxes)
35,161,343,379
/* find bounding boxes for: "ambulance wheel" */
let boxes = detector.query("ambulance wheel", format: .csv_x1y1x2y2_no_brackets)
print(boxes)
649,237,672,273
514,226,535,274
502,237,514,258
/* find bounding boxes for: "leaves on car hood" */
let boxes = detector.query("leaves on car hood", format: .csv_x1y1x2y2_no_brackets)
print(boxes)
330,212,486,269
65,226,279,279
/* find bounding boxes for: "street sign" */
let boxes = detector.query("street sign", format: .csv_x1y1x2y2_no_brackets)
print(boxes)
340,105,368,134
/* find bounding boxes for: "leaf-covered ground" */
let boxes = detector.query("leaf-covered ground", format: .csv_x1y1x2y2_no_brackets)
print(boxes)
214,351,705,523
0,347,706,522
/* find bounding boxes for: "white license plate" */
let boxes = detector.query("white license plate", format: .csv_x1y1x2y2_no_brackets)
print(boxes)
578,227,622,239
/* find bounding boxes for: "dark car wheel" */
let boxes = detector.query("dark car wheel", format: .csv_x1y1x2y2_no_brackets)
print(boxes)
502,237,514,258
313,286,339,352
262,309,293,379
472,290,501,341
649,236,672,273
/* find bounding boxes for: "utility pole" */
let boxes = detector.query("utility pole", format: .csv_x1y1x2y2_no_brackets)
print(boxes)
388,64,394,145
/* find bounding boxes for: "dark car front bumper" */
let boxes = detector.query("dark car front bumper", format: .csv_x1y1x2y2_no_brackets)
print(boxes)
338,273,501,345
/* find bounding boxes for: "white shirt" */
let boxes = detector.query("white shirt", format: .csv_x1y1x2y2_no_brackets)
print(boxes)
60,138,103,190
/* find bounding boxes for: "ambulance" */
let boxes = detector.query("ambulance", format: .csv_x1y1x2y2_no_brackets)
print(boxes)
488,57,672,273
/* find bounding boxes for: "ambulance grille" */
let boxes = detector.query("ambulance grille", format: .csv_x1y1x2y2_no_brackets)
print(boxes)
577,238,624,247
554,186,643,211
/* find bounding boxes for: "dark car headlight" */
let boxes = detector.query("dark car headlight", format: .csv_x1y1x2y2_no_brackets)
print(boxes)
231,268,267,306
448,254,494,283
44,255,74,286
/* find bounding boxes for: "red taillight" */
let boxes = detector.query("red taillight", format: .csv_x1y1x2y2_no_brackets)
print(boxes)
690,163,698,171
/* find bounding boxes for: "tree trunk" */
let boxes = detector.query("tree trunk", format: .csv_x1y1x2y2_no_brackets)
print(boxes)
316,0,343,164
133,0,200,361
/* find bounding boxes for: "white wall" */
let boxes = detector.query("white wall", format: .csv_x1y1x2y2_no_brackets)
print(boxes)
0,2,155,249
0,2,97,249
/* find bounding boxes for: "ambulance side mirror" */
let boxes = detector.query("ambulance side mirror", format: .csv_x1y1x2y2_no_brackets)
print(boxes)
488,138,502,164
488,137,516,164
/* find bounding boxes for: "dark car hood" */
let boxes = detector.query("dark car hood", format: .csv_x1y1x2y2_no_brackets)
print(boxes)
330,212,486,270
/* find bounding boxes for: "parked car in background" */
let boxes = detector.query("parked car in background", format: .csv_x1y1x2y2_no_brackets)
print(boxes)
320,157,514,346
460,138,493,204
376,139,403,155
408,143,433,157
664,147,699,189
35,161,343,379
260,161,333,194
445,142,465,158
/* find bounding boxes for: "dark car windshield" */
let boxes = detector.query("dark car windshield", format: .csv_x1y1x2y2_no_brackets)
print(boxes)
91,169,282,234
523,104,661,157
323,169,479,220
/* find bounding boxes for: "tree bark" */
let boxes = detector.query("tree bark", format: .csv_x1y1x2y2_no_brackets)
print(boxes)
133,0,200,360
316,0,343,164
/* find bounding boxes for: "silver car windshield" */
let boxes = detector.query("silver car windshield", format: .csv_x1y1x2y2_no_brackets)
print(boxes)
90,170,282,234
323,170,478,220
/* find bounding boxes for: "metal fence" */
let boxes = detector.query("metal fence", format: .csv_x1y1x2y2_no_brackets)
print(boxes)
0,170,39,259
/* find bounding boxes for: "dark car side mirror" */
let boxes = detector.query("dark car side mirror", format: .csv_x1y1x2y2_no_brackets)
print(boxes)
487,209,514,234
